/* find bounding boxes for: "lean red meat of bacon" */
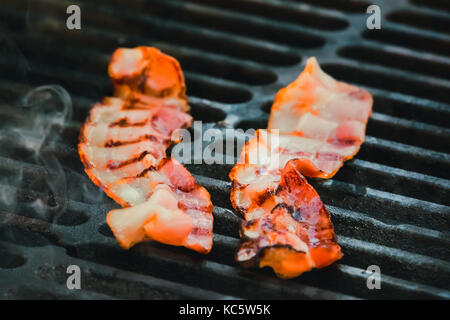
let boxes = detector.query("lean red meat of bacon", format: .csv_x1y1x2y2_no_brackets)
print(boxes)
79,47,213,254
230,58,372,278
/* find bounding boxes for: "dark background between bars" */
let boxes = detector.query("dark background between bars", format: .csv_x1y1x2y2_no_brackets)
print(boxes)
0,0,449,299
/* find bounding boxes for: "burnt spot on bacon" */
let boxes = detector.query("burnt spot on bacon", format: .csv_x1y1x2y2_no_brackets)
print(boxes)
271,202,305,222
106,150,162,170
255,192,272,207
109,118,148,128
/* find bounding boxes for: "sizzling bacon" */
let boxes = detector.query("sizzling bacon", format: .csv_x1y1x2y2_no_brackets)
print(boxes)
230,131,343,278
230,58,372,278
79,47,213,254
231,159,342,279
268,57,373,178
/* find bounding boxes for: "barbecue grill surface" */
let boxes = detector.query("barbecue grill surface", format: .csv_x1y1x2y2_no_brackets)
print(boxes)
0,0,449,299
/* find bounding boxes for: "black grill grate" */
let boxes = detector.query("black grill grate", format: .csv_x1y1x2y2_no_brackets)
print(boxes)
0,0,449,299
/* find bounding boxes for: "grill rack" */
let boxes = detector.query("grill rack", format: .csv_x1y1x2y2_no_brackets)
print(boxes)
0,0,449,299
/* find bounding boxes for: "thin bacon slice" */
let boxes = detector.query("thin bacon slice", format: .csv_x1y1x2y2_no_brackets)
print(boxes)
230,58,372,278
268,57,373,178
79,47,213,254
231,159,342,278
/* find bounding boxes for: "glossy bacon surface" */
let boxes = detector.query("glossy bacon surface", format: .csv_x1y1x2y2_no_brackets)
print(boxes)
79,47,213,254
232,159,342,279
230,57,371,278
268,57,372,178
230,131,343,278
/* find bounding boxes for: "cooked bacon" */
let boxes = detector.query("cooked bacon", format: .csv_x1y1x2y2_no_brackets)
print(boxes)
231,159,343,278
79,47,213,254
230,57,372,278
268,57,373,178
230,157,343,278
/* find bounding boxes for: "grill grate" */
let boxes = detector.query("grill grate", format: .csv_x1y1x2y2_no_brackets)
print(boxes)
0,0,449,299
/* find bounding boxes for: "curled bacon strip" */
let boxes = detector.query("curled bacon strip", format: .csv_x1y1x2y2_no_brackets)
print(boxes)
79,47,213,254
268,57,373,178
230,58,372,278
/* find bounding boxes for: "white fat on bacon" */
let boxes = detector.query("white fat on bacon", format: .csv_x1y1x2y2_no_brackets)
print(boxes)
267,57,372,178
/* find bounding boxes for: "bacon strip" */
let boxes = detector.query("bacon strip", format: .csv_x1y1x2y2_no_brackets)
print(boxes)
268,57,373,178
79,47,213,254
230,58,372,278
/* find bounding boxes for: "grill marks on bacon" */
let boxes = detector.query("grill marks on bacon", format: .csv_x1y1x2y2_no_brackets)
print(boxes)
78,47,213,254
231,158,343,278
230,58,372,278
268,57,373,179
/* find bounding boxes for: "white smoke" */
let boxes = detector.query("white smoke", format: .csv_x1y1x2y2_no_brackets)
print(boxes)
0,85,73,223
